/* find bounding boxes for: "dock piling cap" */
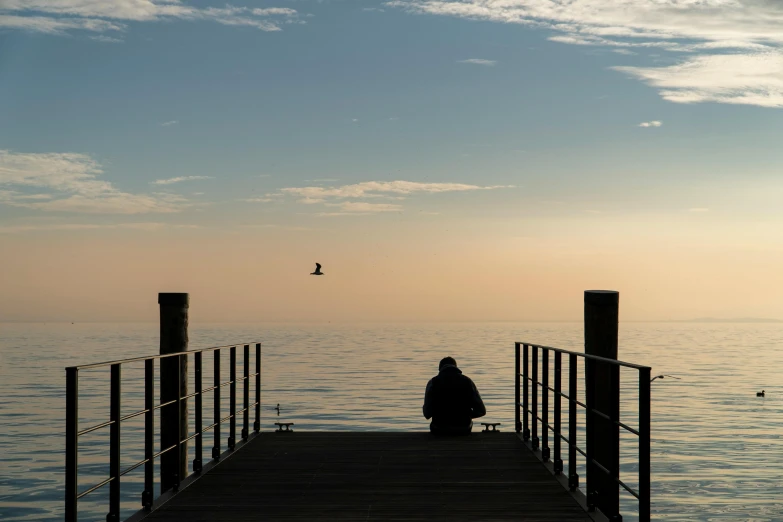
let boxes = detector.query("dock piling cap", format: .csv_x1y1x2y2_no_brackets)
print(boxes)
158,293,190,307
584,290,619,305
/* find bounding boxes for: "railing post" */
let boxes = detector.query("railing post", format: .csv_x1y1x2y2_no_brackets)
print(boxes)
531,345,539,450
243,345,249,441
65,367,78,522
522,344,529,441
584,290,620,518
254,343,261,433
158,292,189,493
143,359,154,509
554,351,562,474
229,347,236,450
608,361,622,522
639,367,651,522
515,343,521,433
586,356,596,511
212,349,221,459
542,349,549,461
108,364,121,522
194,352,203,473
173,354,182,491
568,353,579,491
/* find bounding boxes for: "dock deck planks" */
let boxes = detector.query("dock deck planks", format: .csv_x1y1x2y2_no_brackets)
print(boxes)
144,432,592,521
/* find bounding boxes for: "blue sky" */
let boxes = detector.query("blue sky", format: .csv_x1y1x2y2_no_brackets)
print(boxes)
2,0,782,223
1,1,783,321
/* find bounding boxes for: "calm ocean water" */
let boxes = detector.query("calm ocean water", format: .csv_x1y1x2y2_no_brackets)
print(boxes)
0,322,781,521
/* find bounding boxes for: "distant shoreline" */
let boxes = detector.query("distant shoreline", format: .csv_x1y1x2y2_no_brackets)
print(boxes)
674,318,783,324
1,318,782,324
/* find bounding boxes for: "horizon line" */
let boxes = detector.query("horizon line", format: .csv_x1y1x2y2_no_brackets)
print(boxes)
2,318,781,324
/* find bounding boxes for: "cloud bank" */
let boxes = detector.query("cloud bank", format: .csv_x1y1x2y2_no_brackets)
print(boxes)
387,0,783,108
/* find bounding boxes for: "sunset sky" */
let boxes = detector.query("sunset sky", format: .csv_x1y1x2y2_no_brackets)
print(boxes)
1,0,783,322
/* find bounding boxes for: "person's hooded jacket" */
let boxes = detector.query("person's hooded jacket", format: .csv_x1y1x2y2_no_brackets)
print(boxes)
423,364,486,429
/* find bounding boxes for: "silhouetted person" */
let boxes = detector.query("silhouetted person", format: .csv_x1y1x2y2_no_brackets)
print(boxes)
423,357,486,435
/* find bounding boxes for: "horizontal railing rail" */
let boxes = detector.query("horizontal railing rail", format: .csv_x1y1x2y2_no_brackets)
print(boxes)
515,342,651,522
65,343,262,522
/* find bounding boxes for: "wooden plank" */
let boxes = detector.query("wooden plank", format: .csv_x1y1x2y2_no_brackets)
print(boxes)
144,432,591,522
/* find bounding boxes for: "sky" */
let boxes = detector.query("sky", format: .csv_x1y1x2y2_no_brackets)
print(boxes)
1,0,783,322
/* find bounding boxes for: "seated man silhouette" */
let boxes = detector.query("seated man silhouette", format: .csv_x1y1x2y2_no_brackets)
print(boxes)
423,357,486,435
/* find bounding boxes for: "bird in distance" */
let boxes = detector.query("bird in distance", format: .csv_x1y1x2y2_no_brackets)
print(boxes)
311,263,324,275
650,374,680,383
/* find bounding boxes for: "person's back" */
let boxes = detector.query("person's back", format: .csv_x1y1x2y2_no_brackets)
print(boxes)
423,357,486,435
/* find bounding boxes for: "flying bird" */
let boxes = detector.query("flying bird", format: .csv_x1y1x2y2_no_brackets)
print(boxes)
650,374,681,383
310,263,323,275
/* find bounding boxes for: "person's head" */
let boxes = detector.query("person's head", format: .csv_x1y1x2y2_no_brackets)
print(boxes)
439,357,457,370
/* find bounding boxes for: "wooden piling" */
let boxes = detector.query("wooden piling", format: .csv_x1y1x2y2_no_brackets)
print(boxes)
584,290,620,520
159,292,189,493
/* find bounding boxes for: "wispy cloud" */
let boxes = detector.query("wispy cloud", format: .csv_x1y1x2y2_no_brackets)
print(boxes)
638,120,663,128
13,193,53,200
306,201,402,217
458,58,497,66
0,222,201,234
0,14,123,34
326,201,402,213
240,197,277,203
251,8,298,17
0,150,191,214
388,0,783,108
314,212,370,217
90,34,122,43
281,180,512,202
160,120,178,127
279,180,513,215
151,176,213,185
241,224,314,231
240,192,284,203
0,1,304,36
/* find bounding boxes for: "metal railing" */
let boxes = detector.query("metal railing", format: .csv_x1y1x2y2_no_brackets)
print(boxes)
515,342,650,522
65,343,261,522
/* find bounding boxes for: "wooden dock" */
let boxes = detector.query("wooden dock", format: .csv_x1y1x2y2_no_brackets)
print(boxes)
142,432,593,521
